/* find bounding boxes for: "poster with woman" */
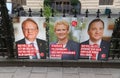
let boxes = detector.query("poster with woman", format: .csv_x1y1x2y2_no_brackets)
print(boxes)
49,17,80,60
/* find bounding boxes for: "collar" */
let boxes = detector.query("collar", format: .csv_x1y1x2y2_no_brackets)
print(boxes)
89,39,102,46
25,38,37,45
56,42,67,48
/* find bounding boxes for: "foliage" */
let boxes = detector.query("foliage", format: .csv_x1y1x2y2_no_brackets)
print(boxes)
48,22,57,42
43,5,52,18
44,0,51,6
70,0,79,6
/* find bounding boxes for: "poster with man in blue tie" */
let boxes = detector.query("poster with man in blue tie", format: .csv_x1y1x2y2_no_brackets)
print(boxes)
13,17,47,59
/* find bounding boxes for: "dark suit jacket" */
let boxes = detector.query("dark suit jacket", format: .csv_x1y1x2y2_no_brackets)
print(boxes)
16,38,47,59
50,40,80,60
80,40,110,61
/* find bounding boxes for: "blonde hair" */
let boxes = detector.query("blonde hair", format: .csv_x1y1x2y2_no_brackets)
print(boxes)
54,20,69,31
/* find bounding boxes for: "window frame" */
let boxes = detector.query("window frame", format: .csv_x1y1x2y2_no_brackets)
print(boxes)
12,0,26,5
99,0,113,5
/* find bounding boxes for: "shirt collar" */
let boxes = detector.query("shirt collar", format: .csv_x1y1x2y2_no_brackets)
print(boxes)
89,39,102,46
56,42,67,48
25,38,37,45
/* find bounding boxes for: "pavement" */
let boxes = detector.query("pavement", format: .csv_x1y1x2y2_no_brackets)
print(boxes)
0,67,119,78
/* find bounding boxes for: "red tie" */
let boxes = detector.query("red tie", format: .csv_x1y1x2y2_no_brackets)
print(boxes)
91,44,99,60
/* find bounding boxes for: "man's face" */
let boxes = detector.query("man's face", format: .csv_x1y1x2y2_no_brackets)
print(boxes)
88,21,104,42
22,21,39,42
55,24,69,41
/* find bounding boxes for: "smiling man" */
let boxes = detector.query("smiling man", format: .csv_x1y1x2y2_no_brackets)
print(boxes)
80,18,110,61
16,18,47,59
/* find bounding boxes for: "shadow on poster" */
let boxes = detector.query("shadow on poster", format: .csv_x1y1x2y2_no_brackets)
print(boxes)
13,17,47,59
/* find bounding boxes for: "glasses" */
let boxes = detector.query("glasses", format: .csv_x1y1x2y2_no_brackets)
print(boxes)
23,28,38,31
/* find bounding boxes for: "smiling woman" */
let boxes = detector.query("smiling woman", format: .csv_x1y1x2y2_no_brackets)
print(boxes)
49,19,80,60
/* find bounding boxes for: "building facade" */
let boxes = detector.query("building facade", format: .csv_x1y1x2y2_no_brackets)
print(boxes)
80,0,120,14
7,0,120,14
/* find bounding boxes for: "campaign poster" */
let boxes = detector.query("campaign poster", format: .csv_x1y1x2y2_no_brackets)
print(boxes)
79,15,115,61
49,17,81,60
13,17,47,59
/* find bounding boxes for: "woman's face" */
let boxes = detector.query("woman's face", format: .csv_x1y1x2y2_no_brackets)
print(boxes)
55,24,69,41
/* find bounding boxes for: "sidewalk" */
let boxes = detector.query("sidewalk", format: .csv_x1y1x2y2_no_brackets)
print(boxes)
0,67,119,78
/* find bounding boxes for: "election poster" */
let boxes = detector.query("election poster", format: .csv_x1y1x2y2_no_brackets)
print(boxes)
12,15,116,61
49,17,81,60
79,15,115,61
13,17,47,59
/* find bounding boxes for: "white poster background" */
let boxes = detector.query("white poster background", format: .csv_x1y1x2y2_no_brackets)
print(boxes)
13,17,46,42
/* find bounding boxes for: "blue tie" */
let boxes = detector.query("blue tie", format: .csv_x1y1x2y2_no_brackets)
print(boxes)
30,43,37,59
30,43,40,59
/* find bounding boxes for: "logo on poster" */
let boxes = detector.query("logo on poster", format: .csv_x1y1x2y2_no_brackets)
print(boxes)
101,54,106,59
71,21,77,27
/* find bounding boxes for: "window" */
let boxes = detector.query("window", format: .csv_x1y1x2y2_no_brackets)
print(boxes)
45,0,81,14
51,0,71,13
12,0,26,5
21,0,26,5
99,0,113,5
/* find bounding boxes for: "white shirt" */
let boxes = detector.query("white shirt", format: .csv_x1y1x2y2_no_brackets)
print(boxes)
57,43,66,48
89,39,102,47
25,38,39,51
89,39,102,60
25,38,40,59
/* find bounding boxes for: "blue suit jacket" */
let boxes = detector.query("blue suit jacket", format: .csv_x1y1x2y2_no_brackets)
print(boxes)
80,40,110,61
50,40,80,60
16,38,47,59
